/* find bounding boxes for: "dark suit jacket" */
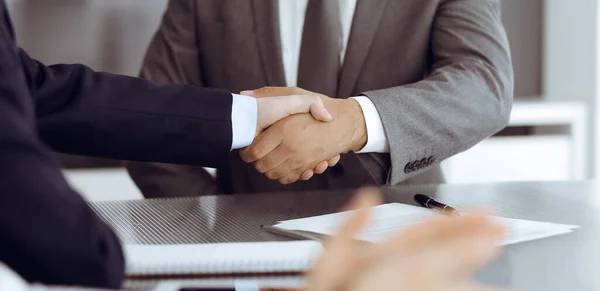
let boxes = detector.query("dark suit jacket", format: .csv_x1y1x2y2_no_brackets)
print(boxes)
0,1,234,288
128,0,513,197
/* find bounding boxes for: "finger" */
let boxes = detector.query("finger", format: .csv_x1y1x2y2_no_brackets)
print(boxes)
308,100,333,122
382,214,501,250
240,130,283,163
327,155,341,167
440,224,505,277
280,95,332,122
301,170,314,181
306,189,382,291
242,86,289,97
262,159,293,180
278,168,305,185
379,215,505,275
253,145,291,174
313,161,329,174
255,95,332,132
329,188,383,246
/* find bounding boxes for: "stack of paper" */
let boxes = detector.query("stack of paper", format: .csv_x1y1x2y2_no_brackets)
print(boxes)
273,203,580,246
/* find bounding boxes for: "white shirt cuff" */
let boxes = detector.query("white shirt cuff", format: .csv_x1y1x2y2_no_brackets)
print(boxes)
231,94,258,150
350,96,390,153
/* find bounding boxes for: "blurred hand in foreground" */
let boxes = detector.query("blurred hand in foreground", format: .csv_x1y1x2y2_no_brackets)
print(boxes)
304,187,506,291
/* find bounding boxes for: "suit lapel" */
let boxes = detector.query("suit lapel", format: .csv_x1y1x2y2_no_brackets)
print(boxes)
251,0,286,86
338,0,389,97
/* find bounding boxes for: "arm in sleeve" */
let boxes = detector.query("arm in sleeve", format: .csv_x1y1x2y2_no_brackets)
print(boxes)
361,0,513,185
124,0,221,197
0,21,124,289
350,96,390,154
21,47,234,168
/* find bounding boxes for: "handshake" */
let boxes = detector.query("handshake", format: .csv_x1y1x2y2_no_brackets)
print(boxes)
242,87,368,185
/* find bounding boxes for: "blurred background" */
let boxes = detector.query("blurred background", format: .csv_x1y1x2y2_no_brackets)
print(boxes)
5,0,597,199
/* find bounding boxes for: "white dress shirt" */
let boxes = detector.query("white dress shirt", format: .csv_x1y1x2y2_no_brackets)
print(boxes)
232,0,391,153
231,94,258,150
278,0,390,153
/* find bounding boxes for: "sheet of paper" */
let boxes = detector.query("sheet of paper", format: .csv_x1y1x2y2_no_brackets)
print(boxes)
124,241,323,276
275,203,580,246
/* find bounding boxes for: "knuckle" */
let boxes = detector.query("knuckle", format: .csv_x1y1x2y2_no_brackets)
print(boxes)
254,161,267,173
265,171,278,180
280,176,297,185
290,159,304,170
246,147,261,160
280,142,295,154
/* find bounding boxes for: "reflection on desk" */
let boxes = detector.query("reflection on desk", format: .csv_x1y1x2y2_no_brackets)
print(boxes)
90,181,600,291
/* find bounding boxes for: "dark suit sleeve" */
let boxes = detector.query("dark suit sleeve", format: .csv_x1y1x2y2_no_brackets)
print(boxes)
20,48,234,168
0,13,124,288
127,0,221,198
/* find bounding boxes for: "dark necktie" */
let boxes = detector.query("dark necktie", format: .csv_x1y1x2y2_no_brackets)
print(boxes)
297,0,342,97
296,0,343,190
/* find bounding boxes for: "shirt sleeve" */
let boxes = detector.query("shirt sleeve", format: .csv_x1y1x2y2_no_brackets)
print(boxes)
350,96,391,153
231,94,258,149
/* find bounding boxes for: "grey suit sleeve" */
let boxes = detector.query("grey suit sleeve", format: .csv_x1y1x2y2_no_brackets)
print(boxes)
126,0,219,198
361,0,513,185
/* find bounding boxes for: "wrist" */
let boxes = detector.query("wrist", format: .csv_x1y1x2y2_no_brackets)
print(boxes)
323,97,367,152
345,99,368,151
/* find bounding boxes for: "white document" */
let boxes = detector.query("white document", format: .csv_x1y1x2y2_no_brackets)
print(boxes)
274,203,580,246
124,241,323,276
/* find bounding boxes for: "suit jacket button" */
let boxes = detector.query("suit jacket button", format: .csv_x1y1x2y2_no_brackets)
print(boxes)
419,158,428,169
427,156,436,166
404,162,414,174
413,159,422,170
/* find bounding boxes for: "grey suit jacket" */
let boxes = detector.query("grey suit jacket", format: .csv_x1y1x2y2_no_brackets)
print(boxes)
127,0,513,197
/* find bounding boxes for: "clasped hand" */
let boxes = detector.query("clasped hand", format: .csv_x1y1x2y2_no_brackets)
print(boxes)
242,87,368,184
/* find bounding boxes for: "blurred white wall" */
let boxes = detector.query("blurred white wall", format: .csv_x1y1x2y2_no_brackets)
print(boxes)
4,0,168,199
7,0,167,76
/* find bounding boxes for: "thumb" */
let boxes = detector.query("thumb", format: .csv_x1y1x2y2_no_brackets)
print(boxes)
309,101,334,122
256,95,333,130
285,95,333,122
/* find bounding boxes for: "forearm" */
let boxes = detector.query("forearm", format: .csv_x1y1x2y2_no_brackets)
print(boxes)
21,52,235,167
361,0,513,185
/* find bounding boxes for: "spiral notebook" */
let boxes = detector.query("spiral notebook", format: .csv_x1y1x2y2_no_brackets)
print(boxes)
123,241,323,277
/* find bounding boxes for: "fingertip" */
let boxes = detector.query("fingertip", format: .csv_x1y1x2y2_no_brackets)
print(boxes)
301,170,314,181
340,187,383,215
354,187,384,207
314,161,329,174
241,90,254,96
310,103,333,122
239,148,255,163
328,155,341,167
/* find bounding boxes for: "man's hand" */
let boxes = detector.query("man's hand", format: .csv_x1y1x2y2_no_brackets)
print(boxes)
255,94,332,136
252,93,339,181
305,188,506,291
240,87,367,184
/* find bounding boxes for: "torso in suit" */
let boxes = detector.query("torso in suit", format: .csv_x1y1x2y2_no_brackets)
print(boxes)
0,0,236,287
128,0,514,197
